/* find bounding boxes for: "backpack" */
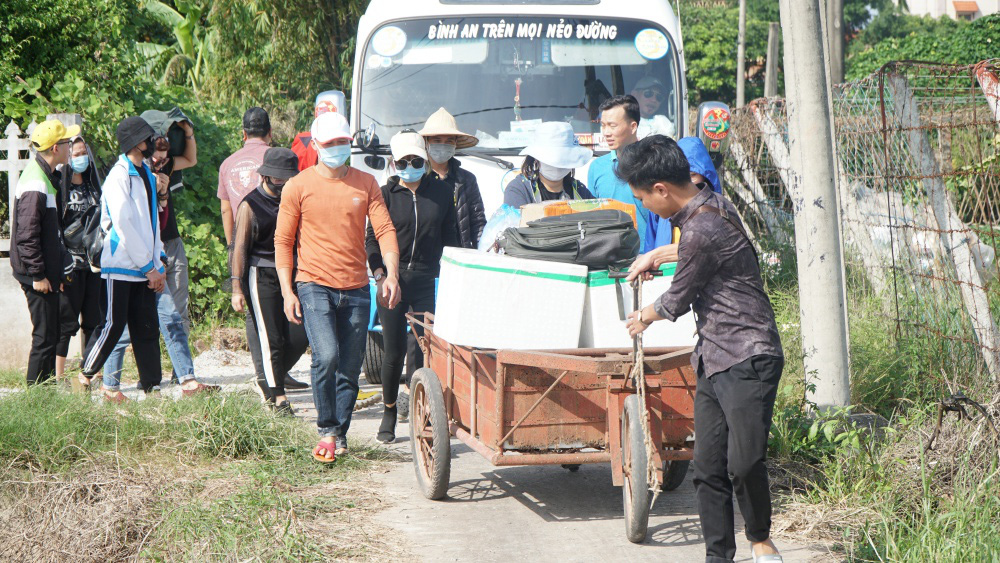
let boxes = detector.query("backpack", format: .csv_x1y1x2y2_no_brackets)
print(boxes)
499,209,640,270
61,185,104,271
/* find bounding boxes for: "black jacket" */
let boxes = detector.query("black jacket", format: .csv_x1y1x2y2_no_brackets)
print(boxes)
428,158,486,249
11,155,73,286
366,175,459,277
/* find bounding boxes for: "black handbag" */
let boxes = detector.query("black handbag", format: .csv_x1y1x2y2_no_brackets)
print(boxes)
499,209,640,270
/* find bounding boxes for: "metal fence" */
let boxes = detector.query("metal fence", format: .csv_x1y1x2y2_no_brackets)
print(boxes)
724,60,1000,397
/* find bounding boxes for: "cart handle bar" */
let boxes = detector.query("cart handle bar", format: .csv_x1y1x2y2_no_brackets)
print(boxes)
608,270,664,280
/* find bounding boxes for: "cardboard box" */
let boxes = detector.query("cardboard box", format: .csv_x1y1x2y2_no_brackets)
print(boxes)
579,263,698,349
434,248,588,350
519,198,638,228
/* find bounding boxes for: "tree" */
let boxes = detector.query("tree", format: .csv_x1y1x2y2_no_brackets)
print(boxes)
846,14,998,79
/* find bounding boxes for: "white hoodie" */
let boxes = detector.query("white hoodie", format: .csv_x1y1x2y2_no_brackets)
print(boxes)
99,155,165,281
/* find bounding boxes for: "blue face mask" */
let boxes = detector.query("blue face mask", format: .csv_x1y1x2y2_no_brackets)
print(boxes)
70,155,90,173
397,164,426,183
317,144,351,169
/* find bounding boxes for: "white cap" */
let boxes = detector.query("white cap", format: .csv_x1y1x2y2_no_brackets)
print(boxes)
310,112,352,144
390,131,427,161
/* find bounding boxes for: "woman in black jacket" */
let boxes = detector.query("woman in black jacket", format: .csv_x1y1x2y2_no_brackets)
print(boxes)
419,108,486,249
56,135,104,381
366,131,459,443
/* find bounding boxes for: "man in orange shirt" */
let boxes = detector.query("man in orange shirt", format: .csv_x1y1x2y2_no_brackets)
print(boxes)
275,112,401,463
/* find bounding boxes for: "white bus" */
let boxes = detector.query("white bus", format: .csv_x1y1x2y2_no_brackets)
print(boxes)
347,0,713,218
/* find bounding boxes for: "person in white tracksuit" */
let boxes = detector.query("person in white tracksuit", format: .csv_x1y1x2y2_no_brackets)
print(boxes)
78,116,166,398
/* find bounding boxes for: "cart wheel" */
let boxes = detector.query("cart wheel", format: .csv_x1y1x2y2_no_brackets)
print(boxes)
561,464,581,472
409,368,451,500
363,331,383,385
662,458,690,492
621,394,651,543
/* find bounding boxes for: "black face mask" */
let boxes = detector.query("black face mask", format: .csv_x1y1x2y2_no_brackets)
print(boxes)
140,139,155,159
265,177,285,195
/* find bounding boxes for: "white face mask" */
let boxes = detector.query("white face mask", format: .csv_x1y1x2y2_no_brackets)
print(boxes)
539,162,571,182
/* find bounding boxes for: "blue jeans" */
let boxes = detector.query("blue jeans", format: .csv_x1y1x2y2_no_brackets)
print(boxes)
297,282,370,438
103,290,196,390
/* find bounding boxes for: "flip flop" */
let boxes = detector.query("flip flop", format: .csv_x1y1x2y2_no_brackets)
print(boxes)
181,382,221,397
103,390,130,404
753,554,784,563
313,440,336,464
72,373,95,393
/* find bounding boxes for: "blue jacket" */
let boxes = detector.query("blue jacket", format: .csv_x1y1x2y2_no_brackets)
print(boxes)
645,138,722,250
587,151,650,252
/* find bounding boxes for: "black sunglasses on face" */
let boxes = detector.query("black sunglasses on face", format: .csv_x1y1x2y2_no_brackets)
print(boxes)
394,157,425,170
641,89,665,103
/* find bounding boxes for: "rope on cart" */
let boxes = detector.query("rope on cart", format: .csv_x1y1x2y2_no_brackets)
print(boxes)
630,278,662,506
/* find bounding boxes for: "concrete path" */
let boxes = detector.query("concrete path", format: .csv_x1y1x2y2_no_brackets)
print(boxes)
100,350,831,562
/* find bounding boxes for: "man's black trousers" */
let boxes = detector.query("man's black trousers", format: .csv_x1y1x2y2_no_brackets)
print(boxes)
81,278,162,391
693,354,783,563
21,283,60,385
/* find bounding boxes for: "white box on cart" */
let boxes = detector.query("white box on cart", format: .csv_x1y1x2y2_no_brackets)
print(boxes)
433,248,588,350
580,263,698,349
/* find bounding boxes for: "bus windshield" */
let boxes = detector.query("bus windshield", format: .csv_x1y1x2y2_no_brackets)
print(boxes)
358,16,680,153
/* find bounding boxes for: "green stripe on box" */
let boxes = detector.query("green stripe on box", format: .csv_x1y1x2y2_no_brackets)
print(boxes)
587,262,677,287
441,255,588,283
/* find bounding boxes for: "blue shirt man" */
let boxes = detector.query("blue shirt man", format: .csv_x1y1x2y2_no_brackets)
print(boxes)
645,137,723,250
588,95,650,252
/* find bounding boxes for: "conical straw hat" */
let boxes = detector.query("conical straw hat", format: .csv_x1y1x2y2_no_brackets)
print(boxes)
418,107,479,149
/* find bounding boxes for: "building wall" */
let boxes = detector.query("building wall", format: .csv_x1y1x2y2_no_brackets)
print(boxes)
901,0,1000,19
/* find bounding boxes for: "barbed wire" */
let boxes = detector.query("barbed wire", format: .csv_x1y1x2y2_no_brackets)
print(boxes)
724,59,1000,398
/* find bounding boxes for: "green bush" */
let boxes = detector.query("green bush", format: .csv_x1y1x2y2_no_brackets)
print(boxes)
847,14,1000,80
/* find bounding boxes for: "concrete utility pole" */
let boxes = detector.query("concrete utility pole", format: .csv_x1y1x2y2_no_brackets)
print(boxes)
779,0,852,409
825,0,845,84
736,0,747,107
764,22,780,98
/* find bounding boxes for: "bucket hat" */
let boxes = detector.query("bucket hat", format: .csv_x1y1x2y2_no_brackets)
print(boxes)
390,131,427,161
257,147,300,180
418,108,478,149
116,116,155,155
519,122,593,169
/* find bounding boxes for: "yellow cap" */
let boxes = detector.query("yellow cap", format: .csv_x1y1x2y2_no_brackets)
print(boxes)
30,120,82,152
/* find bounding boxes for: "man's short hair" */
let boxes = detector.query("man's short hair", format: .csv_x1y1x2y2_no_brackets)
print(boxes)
614,135,691,191
599,95,641,125
243,107,271,138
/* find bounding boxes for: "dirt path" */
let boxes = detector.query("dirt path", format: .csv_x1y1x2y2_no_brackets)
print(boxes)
108,350,831,562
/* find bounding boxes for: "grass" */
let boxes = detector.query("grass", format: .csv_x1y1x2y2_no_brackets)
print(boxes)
0,386,396,561
0,368,21,388
764,276,1000,561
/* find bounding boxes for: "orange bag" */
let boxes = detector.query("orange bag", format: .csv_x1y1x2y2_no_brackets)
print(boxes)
519,198,638,228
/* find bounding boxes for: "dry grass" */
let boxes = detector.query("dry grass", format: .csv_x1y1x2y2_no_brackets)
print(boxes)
0,387,408,561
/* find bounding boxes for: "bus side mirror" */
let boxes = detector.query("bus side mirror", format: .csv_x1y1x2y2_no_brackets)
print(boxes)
695,102,732,171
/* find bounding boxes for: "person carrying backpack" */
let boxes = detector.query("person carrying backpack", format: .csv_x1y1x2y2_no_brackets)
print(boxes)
55,135,104,381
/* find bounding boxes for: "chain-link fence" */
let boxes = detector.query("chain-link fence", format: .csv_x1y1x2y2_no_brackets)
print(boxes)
724,60,1000,399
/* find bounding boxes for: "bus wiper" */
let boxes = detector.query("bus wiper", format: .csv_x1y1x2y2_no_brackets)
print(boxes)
456,150,515,170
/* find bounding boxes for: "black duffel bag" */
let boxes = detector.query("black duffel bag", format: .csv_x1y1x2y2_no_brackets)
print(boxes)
499,209,640,270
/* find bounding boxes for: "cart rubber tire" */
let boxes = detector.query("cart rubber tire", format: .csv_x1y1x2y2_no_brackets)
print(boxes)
622,394,651,543
661,459,690,492
409,368,451,500
561,464,581,472
363,331,383,385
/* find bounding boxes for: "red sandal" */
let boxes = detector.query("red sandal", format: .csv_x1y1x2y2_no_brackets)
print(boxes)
103,390,130,404
312,440,336,464
181,382,221,397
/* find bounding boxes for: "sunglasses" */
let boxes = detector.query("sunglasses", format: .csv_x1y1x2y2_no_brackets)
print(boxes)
640,89,665,103
394,157,425,170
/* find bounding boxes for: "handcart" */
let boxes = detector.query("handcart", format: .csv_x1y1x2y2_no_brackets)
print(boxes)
404,309,697,543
